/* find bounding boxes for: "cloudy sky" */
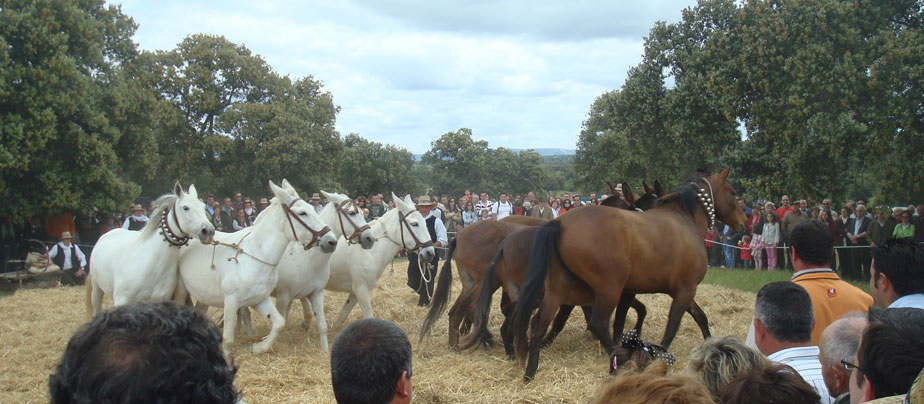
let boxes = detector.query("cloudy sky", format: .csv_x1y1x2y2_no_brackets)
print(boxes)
114,0,698,154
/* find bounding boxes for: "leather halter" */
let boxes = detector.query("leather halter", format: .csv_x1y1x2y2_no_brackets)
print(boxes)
160,201,191,247
281,198,331,250
336,199,371,245
396,209,434,253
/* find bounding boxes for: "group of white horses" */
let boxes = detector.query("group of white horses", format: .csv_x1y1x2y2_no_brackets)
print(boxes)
86,180,436,355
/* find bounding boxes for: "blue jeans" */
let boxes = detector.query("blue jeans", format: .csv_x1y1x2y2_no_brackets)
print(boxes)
724,245,736,268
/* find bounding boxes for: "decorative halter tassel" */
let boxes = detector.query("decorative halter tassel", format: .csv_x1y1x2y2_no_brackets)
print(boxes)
160,209,190,247
696,179,717,233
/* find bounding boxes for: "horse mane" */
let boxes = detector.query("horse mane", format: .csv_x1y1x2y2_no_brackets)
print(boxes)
138,194,178,240
656,175,708,216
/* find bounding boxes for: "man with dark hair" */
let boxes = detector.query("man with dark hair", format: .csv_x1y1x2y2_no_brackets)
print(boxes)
752,281,833,404
331,318,412,404
818,313,868,404
789,219,873,345
845,204,872,280
869,237,924,309
49,301,239,404
848,308,924,403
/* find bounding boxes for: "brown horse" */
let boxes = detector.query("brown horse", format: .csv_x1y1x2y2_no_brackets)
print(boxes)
457,183,669,355
511,169,747,382
419,182,658,348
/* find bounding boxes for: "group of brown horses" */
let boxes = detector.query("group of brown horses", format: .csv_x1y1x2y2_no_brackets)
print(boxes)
418,169,748,382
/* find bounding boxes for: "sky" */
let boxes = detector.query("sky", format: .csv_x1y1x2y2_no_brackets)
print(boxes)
114,0,699,154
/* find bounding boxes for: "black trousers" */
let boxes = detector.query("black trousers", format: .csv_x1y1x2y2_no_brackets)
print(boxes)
407,252,439,305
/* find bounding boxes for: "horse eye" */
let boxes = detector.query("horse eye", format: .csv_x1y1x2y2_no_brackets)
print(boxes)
183,206,190,211
299,212,307,216
412,223,419,227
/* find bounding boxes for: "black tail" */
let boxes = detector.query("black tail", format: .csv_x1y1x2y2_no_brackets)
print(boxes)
512,220,562,363
459,247,504,350
420,238,456,342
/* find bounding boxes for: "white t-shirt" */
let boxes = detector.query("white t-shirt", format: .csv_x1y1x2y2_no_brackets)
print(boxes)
493,201,512,220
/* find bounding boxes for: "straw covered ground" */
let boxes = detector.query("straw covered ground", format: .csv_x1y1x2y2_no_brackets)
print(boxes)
0,259,756,403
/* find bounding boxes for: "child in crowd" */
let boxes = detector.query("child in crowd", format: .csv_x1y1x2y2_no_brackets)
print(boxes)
750,231,764,270
479,209,491,222
738,235,752,270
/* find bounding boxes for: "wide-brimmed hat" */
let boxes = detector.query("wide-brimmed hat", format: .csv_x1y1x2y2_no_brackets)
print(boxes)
310,193,321,201
416,195,437,207
60,231,73,239
259,197,268,204
132,204,144,212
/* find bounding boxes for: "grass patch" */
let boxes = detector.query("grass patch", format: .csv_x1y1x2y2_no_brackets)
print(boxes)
702,267,870,294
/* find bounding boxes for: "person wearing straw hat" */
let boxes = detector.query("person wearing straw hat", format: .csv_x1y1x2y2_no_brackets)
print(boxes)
121,204,149,231
309,193,323,214
48,231,87,285
407,195,447,306
258,197,269,213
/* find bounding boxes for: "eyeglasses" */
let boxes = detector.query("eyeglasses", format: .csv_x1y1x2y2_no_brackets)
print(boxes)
841,357,863,374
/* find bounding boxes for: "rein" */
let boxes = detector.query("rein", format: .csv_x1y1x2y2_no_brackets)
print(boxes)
159,203,191,248
396,209,434,253
208,231,280,269
336,199,370,245
281,198,331,250
696,179,717,232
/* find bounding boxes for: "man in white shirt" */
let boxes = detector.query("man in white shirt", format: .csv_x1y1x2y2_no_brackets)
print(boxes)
869,237,924,309
475,192,494,220
406,195,448,306
47,231,87,285
122,204,149,230
492,193,513,221
753,281,833,404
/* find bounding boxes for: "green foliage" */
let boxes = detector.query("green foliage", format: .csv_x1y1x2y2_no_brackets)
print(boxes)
339,133,418,197
0,0,149,217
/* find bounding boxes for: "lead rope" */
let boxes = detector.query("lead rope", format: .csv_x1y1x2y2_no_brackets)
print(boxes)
207,232,280,269
418,256,434,301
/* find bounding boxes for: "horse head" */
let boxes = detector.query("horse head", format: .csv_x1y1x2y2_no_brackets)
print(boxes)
392,193,436,262
320,191,375,249
704,168,747,234
171,182,215,244
269,180,337,253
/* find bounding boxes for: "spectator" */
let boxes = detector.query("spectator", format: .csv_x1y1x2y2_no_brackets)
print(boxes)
849,308,924,403
232,208,249,231
205,195,216,216
231,191,244,212
47,231,87,286
49,301,239,404
688,335,770,399
241,198,257,225
121,204,149,231
210,202,224,232
834,206,852,272
530,198,554,219
572,194,584,208
751,281,833,403
762,204,781,270
846,204,872,280
916,204,924,242
462,201,477,228
493,193,513,221
444,198,461,233
752,223,765,270
406,195,447,306
258,197,269,213
866,208,891,249
718,362,822,404
309,193,323,214
892,209,915,239
739,235,752,269
811,206,821,220
475,192,494,220
783,199,810,269
220,198,234,231
822,199,837,219
776,195,794,223
560,198,572,214
369,193,387,219
869,237,924,309
593,361,717,404
818,312,868,404
331,318,412,404
550,199,561,218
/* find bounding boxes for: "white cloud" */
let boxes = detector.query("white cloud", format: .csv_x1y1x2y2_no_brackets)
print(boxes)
114,0,697,153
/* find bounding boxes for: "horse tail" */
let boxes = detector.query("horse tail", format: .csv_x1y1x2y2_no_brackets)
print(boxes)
84,273,94,320
512,220,561,363
459,247,504,350
420,238,456,341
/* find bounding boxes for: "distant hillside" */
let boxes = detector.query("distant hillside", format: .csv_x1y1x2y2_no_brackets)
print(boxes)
413,148,575,161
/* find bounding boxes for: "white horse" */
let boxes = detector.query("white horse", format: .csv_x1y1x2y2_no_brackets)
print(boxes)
326,193,436,329
254,190,374,352
175,179,337,355
87,182,215,316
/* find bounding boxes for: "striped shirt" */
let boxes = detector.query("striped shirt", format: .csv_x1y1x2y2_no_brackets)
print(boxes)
768,346,834,404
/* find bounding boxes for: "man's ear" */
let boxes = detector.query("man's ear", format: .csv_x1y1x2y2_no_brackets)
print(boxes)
753,318,765,342
862,374,877,402
395,370,411,399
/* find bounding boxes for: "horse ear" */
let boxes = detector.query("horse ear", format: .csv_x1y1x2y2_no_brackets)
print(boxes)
174,181,184,196
622,182,635,203
643,181,653,194
654,180,665,196
320,190,337,203
404,195,414,206
392,193,406,210
187,184,198,199
269,180,290,203
720,167,730,180
281,179,295,192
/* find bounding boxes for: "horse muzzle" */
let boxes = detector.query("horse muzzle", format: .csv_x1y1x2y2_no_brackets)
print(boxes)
198,226,216,244
318,233,338,253
417,246,436,262
358,229,375,250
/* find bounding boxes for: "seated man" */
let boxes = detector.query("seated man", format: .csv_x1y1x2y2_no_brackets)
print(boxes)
49,301,239,404
819,312,868,404
848,308,924,403
47,231,86,286
331,318,412,404
869,237,924,309
753,281,833,403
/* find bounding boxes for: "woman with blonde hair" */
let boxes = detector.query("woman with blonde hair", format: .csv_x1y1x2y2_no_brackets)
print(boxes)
687,336,770,399
594,361,717,404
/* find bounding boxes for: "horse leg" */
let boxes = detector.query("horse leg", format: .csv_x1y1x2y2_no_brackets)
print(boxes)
221,297,239,357
448,287,476,349
630,298,647,334
252,297,285,354
500,293,515,359
542,304,575,347
306,290,330,352
90,279,103,317
587,300,619,354
687,301,711,340
660,292,695,349
354,285,375,319
236,307,254,339
333,293,359,330
524,296,559,382
611,293,635,338
298,296,312,329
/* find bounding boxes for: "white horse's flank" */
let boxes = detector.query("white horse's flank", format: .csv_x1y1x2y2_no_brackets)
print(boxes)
326,194,436,329
87,183,215,316
175,180,338,355
263,191,374,352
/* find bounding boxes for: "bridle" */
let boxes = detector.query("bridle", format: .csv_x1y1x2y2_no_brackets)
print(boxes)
281,198,331,250
396,209,433,253
335,199,371,245
695,178,717,232
159,201,191,248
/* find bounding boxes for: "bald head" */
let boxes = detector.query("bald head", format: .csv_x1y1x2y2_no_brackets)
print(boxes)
819,312,867,397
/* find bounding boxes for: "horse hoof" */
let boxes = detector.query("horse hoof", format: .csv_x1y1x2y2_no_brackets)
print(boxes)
252,342,271,354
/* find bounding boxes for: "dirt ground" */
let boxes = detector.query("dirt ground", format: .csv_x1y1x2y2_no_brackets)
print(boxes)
0,259,755,403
